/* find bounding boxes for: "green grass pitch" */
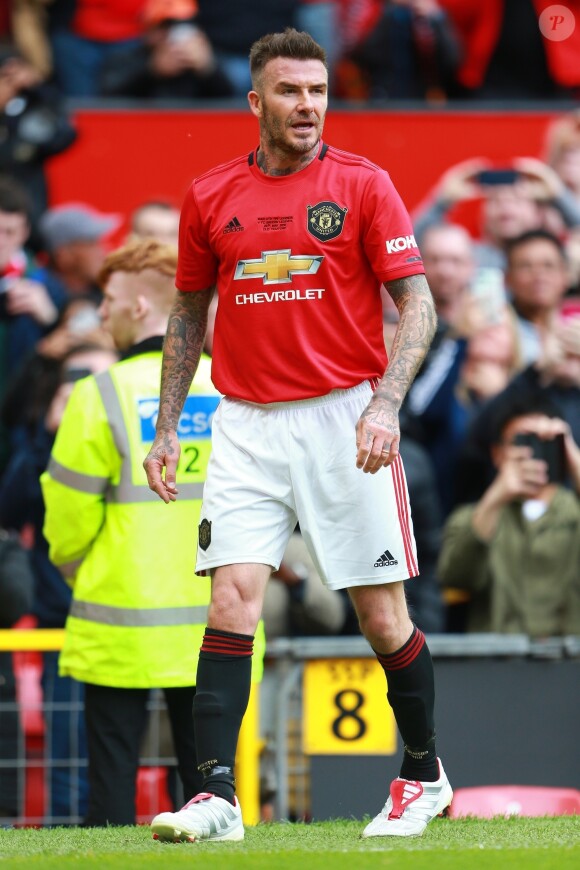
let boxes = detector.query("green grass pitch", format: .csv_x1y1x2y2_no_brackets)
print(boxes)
1,817,579,869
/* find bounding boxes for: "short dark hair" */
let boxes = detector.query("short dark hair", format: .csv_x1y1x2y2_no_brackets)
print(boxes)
488,390,562,445
249,28,327,88
0,176,31,218
506,229,566,264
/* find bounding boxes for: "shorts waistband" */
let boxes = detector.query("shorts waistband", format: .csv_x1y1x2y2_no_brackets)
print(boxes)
226,381,373,411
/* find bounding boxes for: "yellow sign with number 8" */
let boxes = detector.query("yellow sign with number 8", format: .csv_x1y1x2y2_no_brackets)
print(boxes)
303,659,397,755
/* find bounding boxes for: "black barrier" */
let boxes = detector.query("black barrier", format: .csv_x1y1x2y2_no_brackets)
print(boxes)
266,635,580,821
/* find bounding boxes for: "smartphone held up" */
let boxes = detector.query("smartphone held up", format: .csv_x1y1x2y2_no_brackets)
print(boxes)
512,432,567,484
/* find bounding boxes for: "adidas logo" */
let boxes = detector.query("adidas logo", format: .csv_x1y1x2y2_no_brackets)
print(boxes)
206,801,239,835
374,549,398,567
401,783,422,804
223,216,244,234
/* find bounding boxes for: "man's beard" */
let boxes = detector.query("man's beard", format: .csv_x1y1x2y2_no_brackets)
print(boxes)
261,109,322,156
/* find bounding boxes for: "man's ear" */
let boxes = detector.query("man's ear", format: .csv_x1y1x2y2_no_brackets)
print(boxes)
248,90,262,119
134,293,150,319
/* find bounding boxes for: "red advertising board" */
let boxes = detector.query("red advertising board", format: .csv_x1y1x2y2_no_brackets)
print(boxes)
45,108,562,239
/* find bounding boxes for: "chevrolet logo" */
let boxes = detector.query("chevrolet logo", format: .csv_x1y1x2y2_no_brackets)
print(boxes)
234,250,323,285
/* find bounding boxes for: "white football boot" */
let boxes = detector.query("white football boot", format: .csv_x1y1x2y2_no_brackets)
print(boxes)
362,759,453,837
151,792,244,842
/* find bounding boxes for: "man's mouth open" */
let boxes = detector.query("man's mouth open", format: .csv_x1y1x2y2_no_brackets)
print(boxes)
291,120,315,133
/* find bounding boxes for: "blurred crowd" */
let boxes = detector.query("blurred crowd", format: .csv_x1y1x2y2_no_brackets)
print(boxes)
1,0,580,827
1,0,579,103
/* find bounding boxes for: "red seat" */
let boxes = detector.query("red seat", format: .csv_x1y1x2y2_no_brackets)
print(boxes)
10,618,46,823
449,785,580,818
13,656,45,739
136,767,173,824
12,616,45,739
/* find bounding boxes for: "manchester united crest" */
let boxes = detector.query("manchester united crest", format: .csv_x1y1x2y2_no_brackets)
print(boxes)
307,201,348,242
198,518,212,551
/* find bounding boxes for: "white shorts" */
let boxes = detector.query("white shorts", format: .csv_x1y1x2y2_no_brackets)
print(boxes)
196,381,418,591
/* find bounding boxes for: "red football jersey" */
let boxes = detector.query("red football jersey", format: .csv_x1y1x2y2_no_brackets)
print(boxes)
177,142,424,403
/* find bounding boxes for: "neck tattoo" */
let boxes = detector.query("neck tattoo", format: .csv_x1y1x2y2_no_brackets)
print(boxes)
256,149,317,176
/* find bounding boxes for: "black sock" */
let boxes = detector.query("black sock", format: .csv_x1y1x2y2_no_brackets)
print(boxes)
375,626,439,782
193,627,253,805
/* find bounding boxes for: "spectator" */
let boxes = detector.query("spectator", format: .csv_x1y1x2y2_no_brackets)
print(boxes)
344,0,462,102
0,178,65,463
414,158,580,272
1,295,113,477
460,319,517,401
408,231,572,512
0,342,119,825
438,393,580,635
100,0,234,100
513,156,580,237
404,318,517,516
196,0,299,95
0,176,34,291
0,200,119,410
456,299,580,505
41,238,266,826
506,229,571,369
0,45,76,244
47,0,146,97
439,0,580,100
544,110,580,213
403,221,515,514
37,203,122,305
129,200,180,246
418,223,475,329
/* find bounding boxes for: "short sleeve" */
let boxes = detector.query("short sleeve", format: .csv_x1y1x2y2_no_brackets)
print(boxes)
361,170,424,284
176,183,219,292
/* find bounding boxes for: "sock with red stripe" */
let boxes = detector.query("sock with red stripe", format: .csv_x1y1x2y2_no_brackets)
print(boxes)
375,625,438,782
193,627,253,805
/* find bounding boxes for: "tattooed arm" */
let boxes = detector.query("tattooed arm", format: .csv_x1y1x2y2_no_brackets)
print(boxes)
144,287,214,501
355,274,437,474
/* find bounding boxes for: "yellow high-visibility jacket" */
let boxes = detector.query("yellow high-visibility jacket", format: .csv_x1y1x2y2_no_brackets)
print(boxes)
41,343,265,688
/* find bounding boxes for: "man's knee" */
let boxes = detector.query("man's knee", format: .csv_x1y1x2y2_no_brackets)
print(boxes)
349,583,412,651
208,564,269,634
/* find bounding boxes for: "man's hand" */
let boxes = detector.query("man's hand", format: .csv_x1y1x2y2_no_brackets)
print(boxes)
537,318,580,387
143,429,181,503
355,394,400,473
472,443,548,541
5,279,58,326
492,444,548,502
435,158,491,205
45,383,74,434
512,156,564,202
